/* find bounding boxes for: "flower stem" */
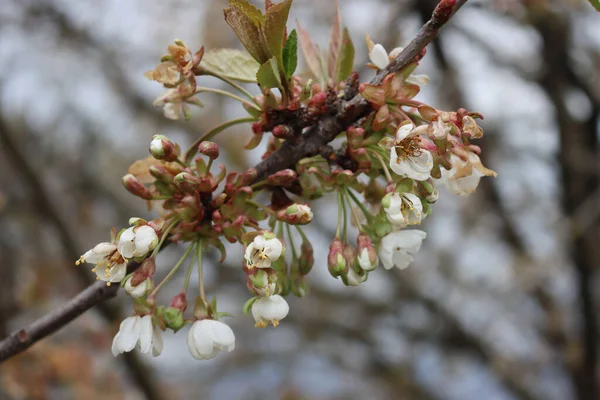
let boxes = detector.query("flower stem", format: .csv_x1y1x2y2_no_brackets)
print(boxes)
149,243,195,298
373,151,393,183
246,199,277,216
346,189,374,224
335,190,343,239
295,225,309,242
341,190,348,241
183,243,198,294
151,218,180,258
344,189,364,233
194,86,262,111
184,117,257,163
202,71,259,105
285,223,297,260
197,241,206,302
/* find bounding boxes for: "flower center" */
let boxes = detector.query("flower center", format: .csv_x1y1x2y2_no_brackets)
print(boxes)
395,137,422,160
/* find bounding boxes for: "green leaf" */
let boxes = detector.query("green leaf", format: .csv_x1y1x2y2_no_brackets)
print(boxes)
336,27,355,82
200,48,260,82
589,0,600,11
263,0,293,67
257,57,282,89
282,29,298,78
243,296,259,316
224,6,270,64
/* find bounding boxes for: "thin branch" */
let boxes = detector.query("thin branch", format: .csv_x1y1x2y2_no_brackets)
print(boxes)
0,0,468,362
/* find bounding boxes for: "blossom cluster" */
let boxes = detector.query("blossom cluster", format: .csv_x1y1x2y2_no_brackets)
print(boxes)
77,0,495,361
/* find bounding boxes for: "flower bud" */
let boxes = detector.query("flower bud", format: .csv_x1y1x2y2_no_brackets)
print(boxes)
247,268,279,297
162,306,185,331
357,234,378,271
272,125,294,139
267,169,297,186
328,239,348,277
343,243,358,269
298,240,314,275
150,135,178,162
122,174,153,200
198,141,220,160
174,172,199,193
124,276,153,298
149,165,174,183
240,168,258,186
342,267,368,287
278,204,313,225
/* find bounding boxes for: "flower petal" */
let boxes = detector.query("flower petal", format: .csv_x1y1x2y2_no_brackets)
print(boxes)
369,43,390,70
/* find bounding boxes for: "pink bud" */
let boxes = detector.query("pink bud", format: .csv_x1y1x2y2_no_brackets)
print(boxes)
170,292,188,312
328,239,348,277
122,174,153,200
267,169,297,186
198,141,220,160
150,135,178,162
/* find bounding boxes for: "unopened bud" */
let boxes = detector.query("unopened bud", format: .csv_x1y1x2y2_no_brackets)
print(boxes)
150,135,178,162
267,169,297,186
357,234,378,271
343,243,358,269
328,239,348,277
124,276,153,298
122,174,153,200
198,141,220,160
240,168,258,186
149,165,174,183
342,267,368,287
278,204,313,225
162,306,185,331
170,292,188,311
174,172,199,193
298,240,314,275
272,125,294,139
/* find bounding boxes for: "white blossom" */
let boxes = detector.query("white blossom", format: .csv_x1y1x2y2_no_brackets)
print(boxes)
187,319,235,360
118,225,158,259
383,192,424,227
78,242,127,284
379,230,427,270
389,124,433,181
111,315,163,357
124,276,153,298
440,153,496,196
244,234,283,269
369,44,429,86
252,295,289,328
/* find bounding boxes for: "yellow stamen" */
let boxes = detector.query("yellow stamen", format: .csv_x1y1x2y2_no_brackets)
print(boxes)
255,321,267,328
271,320,280,328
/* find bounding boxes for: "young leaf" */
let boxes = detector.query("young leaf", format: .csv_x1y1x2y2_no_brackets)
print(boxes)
224,6,270,64
336,27,354,82
243,296,259,316
257,57,283,90
296,20,324,83
229,0,264,23
263,0,293,66
282,29,298,78
327,0,342,82
200,49,260,82
589,0,600,11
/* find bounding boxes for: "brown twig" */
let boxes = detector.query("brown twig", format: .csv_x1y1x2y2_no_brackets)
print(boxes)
0,0,468,363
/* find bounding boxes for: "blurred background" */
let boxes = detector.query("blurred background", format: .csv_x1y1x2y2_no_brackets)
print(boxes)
1,0,599,399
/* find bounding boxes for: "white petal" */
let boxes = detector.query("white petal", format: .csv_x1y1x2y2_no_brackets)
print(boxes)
210,320,236,352
395,124,415,142
118,228,136,259
369,44,390,70
163,103,180,120
252,295,289,323
379,246,394,270
137,315,154,354
133,226,158,256
265,238,283,261
108,262,127,283
152,326,163,357
406,74,430,86
389,47,404,59
392,250,414,269
358,248,376,271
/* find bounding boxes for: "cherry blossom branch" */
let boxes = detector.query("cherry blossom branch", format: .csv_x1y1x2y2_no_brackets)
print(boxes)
0,0,468,363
